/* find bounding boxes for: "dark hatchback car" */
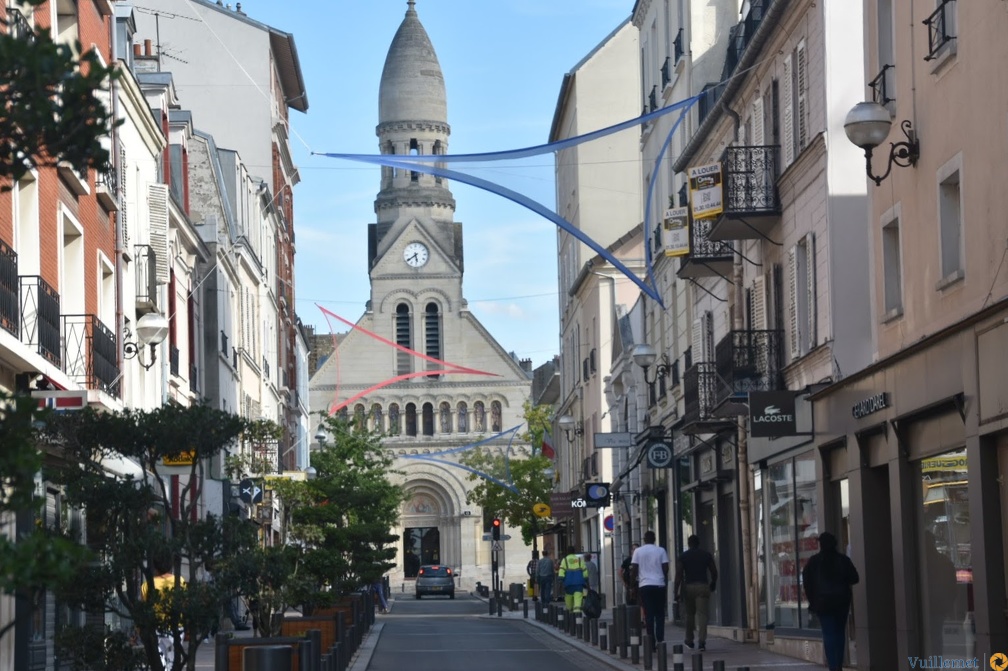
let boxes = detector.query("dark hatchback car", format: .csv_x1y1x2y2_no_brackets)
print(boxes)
414,565,455,599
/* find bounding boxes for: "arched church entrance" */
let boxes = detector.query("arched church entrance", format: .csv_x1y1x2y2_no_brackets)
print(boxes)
400,481,456,579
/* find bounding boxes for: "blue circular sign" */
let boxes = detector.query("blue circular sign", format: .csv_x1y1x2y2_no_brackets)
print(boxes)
603,514,614,531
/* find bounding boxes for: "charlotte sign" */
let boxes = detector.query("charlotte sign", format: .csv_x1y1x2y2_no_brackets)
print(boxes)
749,391,797,437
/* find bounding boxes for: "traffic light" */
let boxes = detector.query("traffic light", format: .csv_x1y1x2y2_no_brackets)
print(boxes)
491,517,501,540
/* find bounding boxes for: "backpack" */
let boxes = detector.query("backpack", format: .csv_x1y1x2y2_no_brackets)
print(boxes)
582,589,602,619
814,555,849,613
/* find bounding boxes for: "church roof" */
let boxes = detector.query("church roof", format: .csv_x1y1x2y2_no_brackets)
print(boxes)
379,1,447,124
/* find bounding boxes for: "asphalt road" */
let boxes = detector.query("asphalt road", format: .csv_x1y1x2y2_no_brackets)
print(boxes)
364,593,616,671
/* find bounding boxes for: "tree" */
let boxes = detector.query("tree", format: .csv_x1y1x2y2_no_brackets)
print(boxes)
43,403,254,671
0,0,119,185
460,401,555,547
0,392,90,641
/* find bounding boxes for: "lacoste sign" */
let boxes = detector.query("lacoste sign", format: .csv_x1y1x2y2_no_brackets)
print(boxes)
749,391,797,437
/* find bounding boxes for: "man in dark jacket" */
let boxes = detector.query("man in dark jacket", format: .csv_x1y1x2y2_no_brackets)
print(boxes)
801,532,860,671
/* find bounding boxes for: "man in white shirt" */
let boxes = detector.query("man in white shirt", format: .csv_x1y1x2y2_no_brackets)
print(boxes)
631,530,670,650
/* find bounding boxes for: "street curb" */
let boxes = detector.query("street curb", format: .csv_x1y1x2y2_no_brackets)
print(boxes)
348,621,384,671
518,616,637,671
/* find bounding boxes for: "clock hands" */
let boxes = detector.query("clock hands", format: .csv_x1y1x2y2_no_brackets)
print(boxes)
408,252,419,264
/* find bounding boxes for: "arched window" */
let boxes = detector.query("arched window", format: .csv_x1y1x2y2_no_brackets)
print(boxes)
388,404,401,435
354,404,366,432
371,403,383,433
425,302,441,378
337,407,348,421
422,402,434,436
457,402,468,433
395,303,412,375
490,401,502,432
409,138,420,183
473,402,486,432
439,402,452,433
433,140,444,185
405,403,417,437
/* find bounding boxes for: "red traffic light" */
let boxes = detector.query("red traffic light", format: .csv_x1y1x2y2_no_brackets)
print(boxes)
492,518,501,527
491,517,501,540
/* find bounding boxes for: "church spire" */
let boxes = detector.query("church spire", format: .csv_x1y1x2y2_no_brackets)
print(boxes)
406,0,416,15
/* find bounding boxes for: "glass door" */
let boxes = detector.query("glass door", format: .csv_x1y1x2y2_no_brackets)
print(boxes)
403,526,441,577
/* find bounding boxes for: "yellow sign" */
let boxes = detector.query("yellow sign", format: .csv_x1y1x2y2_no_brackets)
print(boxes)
921,455,967,474
162,450,196,466
990,652,1007,671
532,502,552,518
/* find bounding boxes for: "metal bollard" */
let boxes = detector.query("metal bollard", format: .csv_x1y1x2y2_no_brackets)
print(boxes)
489,597,495,616
658,641,669,671
584,617,592,643
643,633,653,670
590,618,599,646
535,599,543,621
712,661,725,671
630,628,641,665
599,621,608,650
497,597,502,617
244,645,292,671
523,599,528,619
557,608,565,631
691,652,703,671
608,622,617,655
616,607,627,659
576,614,583,638
672,643,683,667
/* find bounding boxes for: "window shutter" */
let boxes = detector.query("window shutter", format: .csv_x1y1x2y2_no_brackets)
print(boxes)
119,149,129,246
692,317,704,362
751,275,766,330
788,246,800,360
752,97,765,146
797,41,808,151
148,183,170,284
782,56,794,167
806,233,817,347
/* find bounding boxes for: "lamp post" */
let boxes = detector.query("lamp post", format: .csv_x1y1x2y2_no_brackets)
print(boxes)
123,312,169,370
843,101,920,186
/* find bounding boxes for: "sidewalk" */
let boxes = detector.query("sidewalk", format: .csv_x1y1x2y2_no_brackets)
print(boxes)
480,595,830,671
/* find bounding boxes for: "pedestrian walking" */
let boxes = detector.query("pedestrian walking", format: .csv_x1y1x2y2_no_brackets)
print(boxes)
631,531,670,650
536,550,556,603
583,552,599,591
673,534,717,651
621,542,640,605
557,546,587,614
802,532,859,671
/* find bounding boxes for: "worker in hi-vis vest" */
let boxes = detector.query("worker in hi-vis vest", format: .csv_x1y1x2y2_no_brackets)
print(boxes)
557,546,587,614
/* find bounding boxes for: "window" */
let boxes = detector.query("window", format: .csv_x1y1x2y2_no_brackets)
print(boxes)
425,302,441,376
882,214,903,317
13,171,40,275
875,0,895,106
98,254,114,328
457,402,468,433
59,205,84,314
388,404,401,435
490,401,502,433
371,403,383,433
789,234,816,360
405,403,417,437
421,402,434,436
924,0,957,62
473,401,486,432
354,404,366,432
937,164,963,285
409,139,420,183
395,303,412,375
53,0,79,51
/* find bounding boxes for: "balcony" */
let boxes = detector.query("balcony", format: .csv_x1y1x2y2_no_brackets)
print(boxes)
924,0,955,61
870,65,894,106
648,85,658,113
189,362,199,395
169,345,180,377
712,329,783,415
62,314,120,396
95,164,118,211
706,145,781,241
20,275,61,366
0,241,19,337
673,28,684,66
134,245,158,312
7,7,34,42
681,363,734,434
661,57,671,90
676,217,734,280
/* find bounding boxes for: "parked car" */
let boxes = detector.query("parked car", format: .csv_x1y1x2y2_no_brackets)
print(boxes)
415,565,455,599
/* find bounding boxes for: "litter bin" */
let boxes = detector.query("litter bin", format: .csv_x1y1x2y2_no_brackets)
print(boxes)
244,645,292,671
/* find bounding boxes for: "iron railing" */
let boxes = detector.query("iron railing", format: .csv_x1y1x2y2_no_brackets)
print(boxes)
673,28,684,64
96,164,117,193
20,275,60,365
924,0,955,61
189,363,199,395
169,345,180,377
687,217,734,261
870,65,894,106
661,57,671,89
713,330,783,406
62,314,119,396
648,85,658,113
134,245,157,309
682,362,720,428
719,145,780,215
0,241,19,336
7,7,33,42
698,0,773,124
220,330,228,355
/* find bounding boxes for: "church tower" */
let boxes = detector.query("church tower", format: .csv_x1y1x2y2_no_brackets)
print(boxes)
309,1,535,591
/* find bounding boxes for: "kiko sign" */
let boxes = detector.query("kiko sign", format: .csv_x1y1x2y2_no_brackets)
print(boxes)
749,391,797,437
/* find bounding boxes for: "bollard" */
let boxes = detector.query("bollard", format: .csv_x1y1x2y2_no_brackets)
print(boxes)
523,599,528,619
575,614,583,638
691,652,703,671
630,628,641,665
643,633,653,670
712,661,725,671
658,641,669,671
489,597,495,616
557,608,565,631
608,622,617,655
244,645,293,671
535,599,543,621
615,606,627,659
497,597,502,617
599,621,608,650
672,643,683,667
583,617,592,643
590,618,599,646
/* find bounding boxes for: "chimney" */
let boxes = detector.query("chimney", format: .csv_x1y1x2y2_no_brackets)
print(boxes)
144,39,152,56
133,43,141,56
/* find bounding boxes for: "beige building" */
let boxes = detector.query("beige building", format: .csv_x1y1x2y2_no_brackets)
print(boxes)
308,2,534,591
810,0,1008,667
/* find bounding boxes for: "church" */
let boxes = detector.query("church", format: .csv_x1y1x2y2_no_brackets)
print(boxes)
308,1,536,592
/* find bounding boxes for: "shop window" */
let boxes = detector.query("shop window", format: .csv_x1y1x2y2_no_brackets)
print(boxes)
916,448,970,659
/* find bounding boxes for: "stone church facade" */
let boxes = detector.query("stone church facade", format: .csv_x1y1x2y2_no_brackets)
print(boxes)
308,1,535,591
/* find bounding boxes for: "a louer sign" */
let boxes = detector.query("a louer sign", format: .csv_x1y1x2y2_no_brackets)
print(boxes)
749,391,797,437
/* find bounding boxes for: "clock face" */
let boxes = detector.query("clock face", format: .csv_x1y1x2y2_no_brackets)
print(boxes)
403,242,429,268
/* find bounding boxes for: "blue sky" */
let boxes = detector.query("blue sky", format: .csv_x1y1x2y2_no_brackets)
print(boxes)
247,1,634,368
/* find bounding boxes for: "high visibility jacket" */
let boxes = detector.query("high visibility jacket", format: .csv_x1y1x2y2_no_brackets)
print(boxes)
558,553,586,588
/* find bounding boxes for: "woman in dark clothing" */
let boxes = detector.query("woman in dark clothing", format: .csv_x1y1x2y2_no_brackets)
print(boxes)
801,532,860,671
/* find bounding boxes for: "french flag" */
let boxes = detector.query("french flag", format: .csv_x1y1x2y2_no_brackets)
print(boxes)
541,429,556,460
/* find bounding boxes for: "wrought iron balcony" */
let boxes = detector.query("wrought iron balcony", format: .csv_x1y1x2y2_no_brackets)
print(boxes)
62,314,119,396
870,65,894,106
661,57,671,89
649,85,658,113
134,245,158,312
7,7,34,42
673,28,684,65
20,275,61,366
676,217,734,280
924,0,955,61
95,164,118,211
189,362,199,395
712,329,783,414
707,145,781,241
681,363,733,434
0,241,19,337
169,345,180,377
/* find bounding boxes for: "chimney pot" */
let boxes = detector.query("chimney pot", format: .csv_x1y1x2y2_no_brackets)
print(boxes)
133,43,141,56
144,39,152,56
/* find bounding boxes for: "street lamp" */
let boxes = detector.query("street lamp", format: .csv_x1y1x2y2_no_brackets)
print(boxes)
123,312,169,370
631,343,671,385
843,101,920,186
557,414,583,443
313,426,329,446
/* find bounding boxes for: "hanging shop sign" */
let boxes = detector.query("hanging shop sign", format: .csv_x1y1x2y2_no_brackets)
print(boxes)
688,162,723,219
584,482,611,507
549,491,576,519
662,207,690,257
646,441,674,469
852,392,889,419
749,391,798,437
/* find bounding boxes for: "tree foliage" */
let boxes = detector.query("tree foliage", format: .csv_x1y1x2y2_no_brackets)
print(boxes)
460,401,555,545
0,0,120,185
42,403,254,671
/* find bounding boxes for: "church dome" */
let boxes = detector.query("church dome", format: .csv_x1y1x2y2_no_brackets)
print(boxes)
378,1,447,124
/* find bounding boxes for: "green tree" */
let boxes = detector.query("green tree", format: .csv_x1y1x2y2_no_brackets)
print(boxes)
0,392,90,641
460,401,555,546
43,403,254,671
1,0,119,185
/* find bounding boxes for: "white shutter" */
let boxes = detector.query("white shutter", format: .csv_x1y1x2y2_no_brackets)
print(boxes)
782,55,794,167
788,246,800,360
752,97,765,146
806,233,817,348
797,41,808,151
119,149,129,246
751,275,766,330
148,183,170,284
692,317,704,362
